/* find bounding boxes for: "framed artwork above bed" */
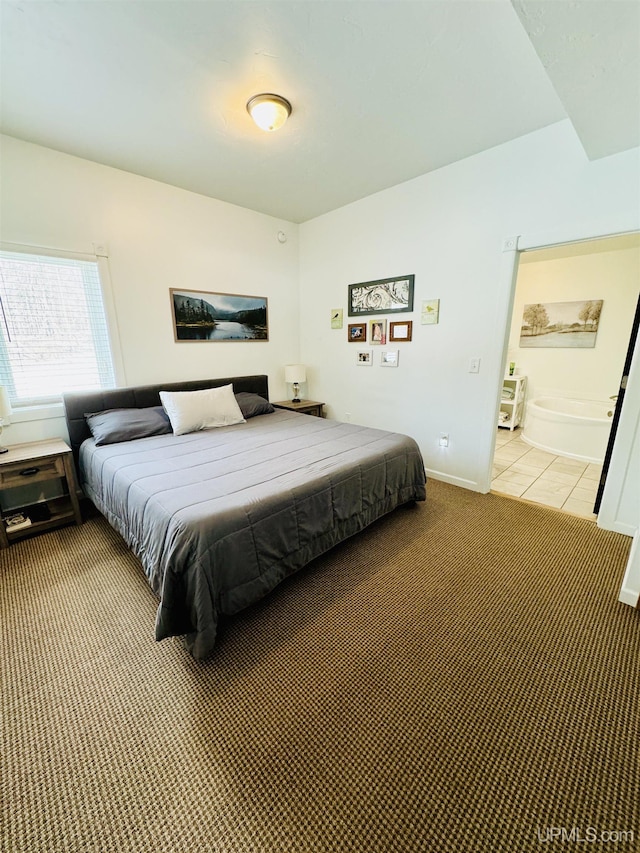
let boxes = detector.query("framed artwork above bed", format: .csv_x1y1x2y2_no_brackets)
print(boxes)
170,288,268,342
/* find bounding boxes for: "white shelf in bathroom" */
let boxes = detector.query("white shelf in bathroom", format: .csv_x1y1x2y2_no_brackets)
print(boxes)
499,375,527,431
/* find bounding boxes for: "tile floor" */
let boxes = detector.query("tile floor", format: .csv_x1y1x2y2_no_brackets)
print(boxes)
491,427,602,520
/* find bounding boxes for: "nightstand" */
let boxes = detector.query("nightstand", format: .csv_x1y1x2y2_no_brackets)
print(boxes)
0,439,82,548
272,400,325,418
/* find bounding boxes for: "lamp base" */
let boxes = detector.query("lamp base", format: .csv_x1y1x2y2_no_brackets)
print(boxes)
291,397,301,404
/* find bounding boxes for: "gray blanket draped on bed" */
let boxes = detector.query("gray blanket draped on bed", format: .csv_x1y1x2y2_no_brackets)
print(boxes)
80,409,426,658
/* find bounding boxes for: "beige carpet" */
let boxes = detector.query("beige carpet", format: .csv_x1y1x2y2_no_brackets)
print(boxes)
1,480,638,853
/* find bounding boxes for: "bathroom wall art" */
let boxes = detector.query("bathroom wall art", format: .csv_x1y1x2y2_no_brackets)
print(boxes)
519,299,603,348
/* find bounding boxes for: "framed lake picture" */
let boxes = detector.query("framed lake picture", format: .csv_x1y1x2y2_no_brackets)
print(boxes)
519,299,603,348
348,275,414,316
170,288,268,342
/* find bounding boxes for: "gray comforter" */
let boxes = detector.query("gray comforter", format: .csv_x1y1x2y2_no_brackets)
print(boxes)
80,409,426,658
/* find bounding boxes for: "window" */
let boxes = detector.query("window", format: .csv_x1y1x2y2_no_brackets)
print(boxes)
0,247,118,407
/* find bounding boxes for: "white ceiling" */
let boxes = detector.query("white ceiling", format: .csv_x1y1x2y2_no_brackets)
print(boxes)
1,1,638,223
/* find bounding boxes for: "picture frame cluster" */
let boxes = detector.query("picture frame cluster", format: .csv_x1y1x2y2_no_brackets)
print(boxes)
333,275,440,369
342,274,417,369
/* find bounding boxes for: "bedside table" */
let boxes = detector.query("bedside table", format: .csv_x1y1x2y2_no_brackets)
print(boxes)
0,438,82,548
272,400,325,418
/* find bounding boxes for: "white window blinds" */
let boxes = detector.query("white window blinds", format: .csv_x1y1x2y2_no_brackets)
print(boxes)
0,249,116,406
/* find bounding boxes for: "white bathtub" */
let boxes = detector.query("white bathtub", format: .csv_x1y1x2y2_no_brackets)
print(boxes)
522,396,613,464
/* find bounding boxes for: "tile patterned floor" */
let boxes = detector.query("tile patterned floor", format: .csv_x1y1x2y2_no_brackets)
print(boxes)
491,427,602,520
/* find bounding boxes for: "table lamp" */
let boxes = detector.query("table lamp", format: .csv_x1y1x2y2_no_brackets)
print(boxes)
284,364,306,403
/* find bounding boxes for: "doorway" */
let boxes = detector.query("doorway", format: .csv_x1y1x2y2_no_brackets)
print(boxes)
491,233,640,520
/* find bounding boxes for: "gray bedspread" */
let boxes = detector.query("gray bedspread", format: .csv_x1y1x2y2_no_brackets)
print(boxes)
80,409,426,658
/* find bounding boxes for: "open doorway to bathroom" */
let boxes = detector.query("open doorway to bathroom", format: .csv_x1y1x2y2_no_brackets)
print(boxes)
491,233,640,519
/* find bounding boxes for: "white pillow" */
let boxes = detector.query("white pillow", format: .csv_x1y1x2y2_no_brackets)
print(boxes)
159,384,245,435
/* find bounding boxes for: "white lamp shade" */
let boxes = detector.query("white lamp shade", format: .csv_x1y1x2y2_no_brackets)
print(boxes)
285,364,306,385
247,94,291,132
0,386,11,422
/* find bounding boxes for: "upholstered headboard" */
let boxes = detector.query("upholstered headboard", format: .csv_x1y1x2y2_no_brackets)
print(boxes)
63,374,269,471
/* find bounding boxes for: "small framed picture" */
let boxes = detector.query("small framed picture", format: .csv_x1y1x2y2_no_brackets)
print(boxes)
369,318,387,345
421,299,440,325
380,350,399,367
348,323,367,342
356,349,373,366
331,309,343,329
389,321,412,342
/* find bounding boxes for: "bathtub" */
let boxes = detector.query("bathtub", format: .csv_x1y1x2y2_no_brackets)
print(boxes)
522,397,613,464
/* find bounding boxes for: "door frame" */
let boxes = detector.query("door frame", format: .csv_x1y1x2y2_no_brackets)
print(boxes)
492,227,640,535
594,292,640,513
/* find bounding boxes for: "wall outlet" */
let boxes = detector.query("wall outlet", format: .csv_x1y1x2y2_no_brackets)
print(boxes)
345,412,352,422
439,432,449,447
469,357,481,374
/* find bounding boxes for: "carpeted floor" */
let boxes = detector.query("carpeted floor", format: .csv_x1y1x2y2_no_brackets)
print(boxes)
1,479,638,853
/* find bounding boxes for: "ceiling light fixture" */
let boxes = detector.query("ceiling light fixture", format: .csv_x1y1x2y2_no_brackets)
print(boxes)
247,93,292,132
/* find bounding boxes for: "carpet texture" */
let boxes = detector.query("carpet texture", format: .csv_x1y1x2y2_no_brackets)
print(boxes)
1,480,638,853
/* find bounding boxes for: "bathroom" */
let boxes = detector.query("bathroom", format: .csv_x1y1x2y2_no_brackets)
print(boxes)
492,233,640,518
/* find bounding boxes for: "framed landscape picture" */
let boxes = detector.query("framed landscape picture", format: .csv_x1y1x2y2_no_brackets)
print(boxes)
170,288,268,341
348,275,414,316
519,299,603,348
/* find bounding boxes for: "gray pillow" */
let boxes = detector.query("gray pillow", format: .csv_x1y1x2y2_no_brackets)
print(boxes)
235,392,275,419
85,406,172,446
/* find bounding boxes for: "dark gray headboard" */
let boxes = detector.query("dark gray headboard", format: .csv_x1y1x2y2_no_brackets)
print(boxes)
63,374,269,471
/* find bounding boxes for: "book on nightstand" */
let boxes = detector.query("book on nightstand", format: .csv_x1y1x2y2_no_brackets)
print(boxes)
3,502,51,532
4,512,32,531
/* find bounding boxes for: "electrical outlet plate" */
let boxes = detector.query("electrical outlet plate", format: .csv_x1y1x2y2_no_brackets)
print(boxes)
469,357,481,374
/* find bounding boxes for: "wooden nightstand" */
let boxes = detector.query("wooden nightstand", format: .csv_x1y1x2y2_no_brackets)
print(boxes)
0,439,82,548
272,400,325,418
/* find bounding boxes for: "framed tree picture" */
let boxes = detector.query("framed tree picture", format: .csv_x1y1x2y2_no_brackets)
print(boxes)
519,300,604,348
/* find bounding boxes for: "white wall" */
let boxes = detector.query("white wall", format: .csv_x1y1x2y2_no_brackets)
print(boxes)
508,244,639,403
0,135,299,445
299,121,640,525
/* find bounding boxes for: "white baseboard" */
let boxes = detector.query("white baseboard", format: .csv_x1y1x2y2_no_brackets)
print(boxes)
618,587,639,608
425,470,482,492
597,519,636,537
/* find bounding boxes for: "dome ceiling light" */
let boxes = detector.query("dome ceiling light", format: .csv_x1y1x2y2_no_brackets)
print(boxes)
246,93,292,132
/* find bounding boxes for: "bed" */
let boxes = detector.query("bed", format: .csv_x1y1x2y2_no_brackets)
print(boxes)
63,374,426,659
